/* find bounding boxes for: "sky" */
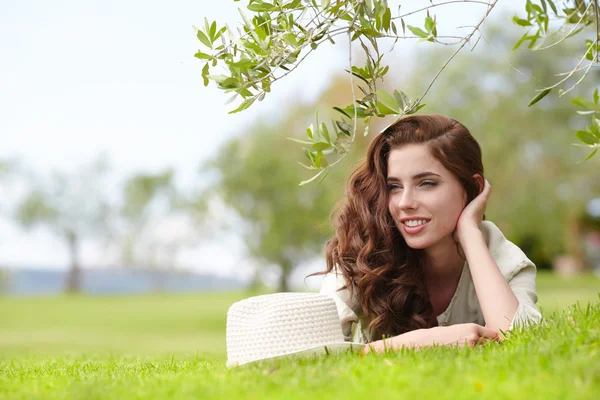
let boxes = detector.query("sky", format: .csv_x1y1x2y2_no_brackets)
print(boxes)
0,0,524,288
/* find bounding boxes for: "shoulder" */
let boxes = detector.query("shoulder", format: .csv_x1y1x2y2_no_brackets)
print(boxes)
479,220,535,280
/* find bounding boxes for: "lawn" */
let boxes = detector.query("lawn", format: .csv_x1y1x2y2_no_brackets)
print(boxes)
0,270,598,399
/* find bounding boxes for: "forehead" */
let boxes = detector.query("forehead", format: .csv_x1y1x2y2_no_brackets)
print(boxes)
387,144,445,177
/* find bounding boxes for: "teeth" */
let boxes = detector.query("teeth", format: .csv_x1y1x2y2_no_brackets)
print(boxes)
404,220,429,227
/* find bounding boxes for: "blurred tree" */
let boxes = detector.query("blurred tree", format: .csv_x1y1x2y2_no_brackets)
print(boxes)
200,76,374,291
120,169,175,264
14,158,113,293
117,169,193,291
0,160,8,217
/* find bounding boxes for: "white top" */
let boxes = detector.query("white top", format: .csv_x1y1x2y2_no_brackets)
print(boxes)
319,221,543,343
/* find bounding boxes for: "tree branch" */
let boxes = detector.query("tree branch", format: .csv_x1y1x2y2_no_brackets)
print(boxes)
533,0,594,52
412,0,499,109
392,0,492,20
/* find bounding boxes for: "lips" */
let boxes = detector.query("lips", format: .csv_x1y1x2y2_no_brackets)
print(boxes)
401,219,430,235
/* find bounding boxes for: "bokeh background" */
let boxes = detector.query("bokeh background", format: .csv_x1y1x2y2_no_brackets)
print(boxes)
1,0,599,362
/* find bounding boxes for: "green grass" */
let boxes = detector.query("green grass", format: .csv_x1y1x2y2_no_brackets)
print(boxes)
0,271,599,399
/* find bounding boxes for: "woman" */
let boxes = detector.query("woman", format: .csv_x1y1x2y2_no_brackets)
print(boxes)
314,114,542,354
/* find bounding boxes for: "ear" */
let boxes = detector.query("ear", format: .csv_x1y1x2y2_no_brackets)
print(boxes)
472,174,485,194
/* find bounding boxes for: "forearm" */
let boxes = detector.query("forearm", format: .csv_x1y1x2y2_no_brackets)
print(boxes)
366,326,463,353
365,328,431,353
459,228,519,333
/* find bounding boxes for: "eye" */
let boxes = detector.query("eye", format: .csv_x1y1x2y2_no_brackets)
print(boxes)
420,180,438,187
387,184,402,192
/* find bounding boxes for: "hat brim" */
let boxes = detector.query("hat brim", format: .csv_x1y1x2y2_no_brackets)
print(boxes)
227,342,365,368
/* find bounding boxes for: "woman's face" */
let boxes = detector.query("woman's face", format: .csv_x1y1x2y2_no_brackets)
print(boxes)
387,143,467,250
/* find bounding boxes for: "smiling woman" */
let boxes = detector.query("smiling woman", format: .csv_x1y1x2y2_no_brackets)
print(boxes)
309,114,542,353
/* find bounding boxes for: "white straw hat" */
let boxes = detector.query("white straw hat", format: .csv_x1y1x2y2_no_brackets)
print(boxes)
226,292,365,367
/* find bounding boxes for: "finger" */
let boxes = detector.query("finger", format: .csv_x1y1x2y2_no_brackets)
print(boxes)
478,326,499,339
482,179,492,198
475,336,488,346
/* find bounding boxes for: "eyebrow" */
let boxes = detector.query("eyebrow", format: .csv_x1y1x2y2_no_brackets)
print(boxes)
386,172,441,182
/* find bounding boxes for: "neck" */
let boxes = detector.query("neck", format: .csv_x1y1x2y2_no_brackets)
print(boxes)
422,235,465,288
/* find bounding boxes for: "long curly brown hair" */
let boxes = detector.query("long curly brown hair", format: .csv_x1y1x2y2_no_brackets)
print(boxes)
312,114,484,341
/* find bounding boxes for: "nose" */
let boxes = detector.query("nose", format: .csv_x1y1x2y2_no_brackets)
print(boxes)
395,188,418,211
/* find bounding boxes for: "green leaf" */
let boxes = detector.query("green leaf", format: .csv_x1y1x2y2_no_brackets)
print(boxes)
194,51,213,60
379,65,389,78
407,25,428,39
547,0,558,15
363,119,370,137
575,130,599,145
228,97,256,114
579,148,598,162
333,106,351,119
321,0,330,10
321,123,331,143
594,89,599,105
287,137,314,145
590,122,600,138
202,64,210,86
376,90,400,113
382,7,391,32
306,125,313,139
210,21,217,41
203,17,211,36
312,142,331,151
424,16,434,33
284,0,302,9
304,148,315,163
224,94,238,105
572,97,600,111
376,101,398,116
197,31,212,48
346,70,370,85
526,33,540,49
513,33,534,50
512,16,532,26
528,88,552,107
283,33,299,47
393,90,410,110
406,103,426,114
314,151,328,168
247,3,277,12
336,120,352,136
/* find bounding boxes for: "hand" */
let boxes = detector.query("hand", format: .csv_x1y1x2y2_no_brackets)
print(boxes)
455,178,491,243
423,323,500,348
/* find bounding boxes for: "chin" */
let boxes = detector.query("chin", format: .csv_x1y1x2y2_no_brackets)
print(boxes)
403,237,432,250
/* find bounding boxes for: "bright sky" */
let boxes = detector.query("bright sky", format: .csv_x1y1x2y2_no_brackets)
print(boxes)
0,0,523,288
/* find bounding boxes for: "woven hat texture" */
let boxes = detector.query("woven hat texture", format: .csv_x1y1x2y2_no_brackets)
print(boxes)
226,292,363,367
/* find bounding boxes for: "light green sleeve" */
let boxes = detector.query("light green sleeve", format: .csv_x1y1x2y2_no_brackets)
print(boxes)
507,261,543,330
319,268,361,342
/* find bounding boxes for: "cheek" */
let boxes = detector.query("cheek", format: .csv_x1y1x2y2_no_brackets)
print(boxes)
431,191,464,226
388,195,397,216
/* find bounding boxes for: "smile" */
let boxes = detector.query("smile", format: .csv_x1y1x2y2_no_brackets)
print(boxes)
401,219,430,234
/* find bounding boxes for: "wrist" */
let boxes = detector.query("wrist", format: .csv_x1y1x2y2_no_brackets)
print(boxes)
456,224,482,244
